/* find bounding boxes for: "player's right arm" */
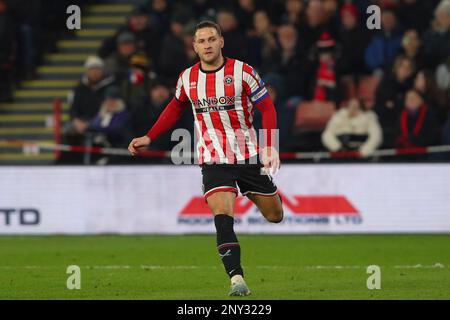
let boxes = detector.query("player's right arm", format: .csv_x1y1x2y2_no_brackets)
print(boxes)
128,73,190,156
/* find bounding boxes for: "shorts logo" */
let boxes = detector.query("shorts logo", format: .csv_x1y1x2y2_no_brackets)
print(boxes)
224,75,234,86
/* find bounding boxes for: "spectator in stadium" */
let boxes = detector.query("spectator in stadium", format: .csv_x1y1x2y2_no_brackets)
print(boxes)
395,89,439,148
303,32,342,104
188,0,214,20
247,10,277,68
217,8,249,61
322,0,340,30
374,55,416,147
129,80,174,151
0,0,15,102
120,52,157,108
88,86,130,148
395,0,436,33
337,3,368,77
436,55,450,91
280,0,304,27
105,32,137,82
234,0,257,33
6,0,43,80
414,69,450,124
130,80,171,135
98,7,162,66
147,0,171,32
422,0,450,68
365,9,403,75
68,56,115,135
159,13,197,85
322,98,382,157
265,73,296,151
435,56,450,121
297,0,330,53
261,24,304,99
396,29,427,71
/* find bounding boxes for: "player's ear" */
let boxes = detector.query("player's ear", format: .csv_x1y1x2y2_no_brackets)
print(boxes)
220,36,224,49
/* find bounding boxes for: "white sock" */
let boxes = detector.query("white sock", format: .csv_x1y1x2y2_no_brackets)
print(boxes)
231,274,245,285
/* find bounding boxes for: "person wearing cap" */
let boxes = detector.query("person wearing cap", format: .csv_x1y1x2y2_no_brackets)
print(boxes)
88,85,130,149
302,31,342,104
121,51,155,107
105,31,137,81
68,56,115,135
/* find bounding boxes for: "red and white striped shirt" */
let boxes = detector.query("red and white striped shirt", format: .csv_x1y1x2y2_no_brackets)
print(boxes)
147,57,276,164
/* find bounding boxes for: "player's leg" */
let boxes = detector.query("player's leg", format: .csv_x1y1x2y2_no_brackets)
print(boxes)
237,163,283,223
206,191,250,296
246,193,283,223
202,165,251,296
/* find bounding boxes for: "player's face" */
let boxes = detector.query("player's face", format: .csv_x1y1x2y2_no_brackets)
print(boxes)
193,27,224,64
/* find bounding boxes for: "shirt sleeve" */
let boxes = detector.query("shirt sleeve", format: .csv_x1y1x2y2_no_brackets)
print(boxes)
242,64,269,105
174,72,189,103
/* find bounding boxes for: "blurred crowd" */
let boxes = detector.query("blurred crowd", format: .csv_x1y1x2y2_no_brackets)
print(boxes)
7,0,449,162
0,0,103,102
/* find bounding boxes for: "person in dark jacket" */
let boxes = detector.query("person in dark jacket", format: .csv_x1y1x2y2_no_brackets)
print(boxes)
395,0,436,33
297,0,331,53
396,29,428,71
89,86,130,147
365,9,403,74
261,24,304,99
247,10,277,69
105,32,137,83
374,55,416,147
158,12,196,86
395,89,439,148
337,3,368,77
69,56,115,135
217,8,249,61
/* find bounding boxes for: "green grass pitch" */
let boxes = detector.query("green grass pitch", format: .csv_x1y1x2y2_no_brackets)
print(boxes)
0,235,449,299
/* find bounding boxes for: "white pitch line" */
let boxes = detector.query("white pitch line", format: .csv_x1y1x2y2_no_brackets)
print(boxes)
0,264,447,269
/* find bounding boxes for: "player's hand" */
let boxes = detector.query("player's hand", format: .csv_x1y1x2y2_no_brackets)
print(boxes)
128,135,151,156
260,146,280,175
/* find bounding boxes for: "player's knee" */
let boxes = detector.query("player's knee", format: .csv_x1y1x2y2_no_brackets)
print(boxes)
266,208,284,223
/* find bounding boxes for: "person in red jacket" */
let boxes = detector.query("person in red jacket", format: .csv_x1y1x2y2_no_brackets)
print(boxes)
396,89,439,148
128,21,282,297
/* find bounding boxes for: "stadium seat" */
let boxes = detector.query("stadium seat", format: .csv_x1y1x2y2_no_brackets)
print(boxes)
357,76,380,109
294,100,336,132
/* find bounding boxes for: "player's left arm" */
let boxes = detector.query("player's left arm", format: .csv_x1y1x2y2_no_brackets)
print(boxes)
243,64,280,173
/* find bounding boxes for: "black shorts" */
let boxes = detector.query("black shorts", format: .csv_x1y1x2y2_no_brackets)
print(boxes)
201,161,278,199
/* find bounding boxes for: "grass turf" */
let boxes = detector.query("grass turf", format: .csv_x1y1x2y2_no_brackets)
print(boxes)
0,235,449,299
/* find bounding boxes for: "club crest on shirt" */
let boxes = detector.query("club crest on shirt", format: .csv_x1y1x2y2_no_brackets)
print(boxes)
224,75,234,86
